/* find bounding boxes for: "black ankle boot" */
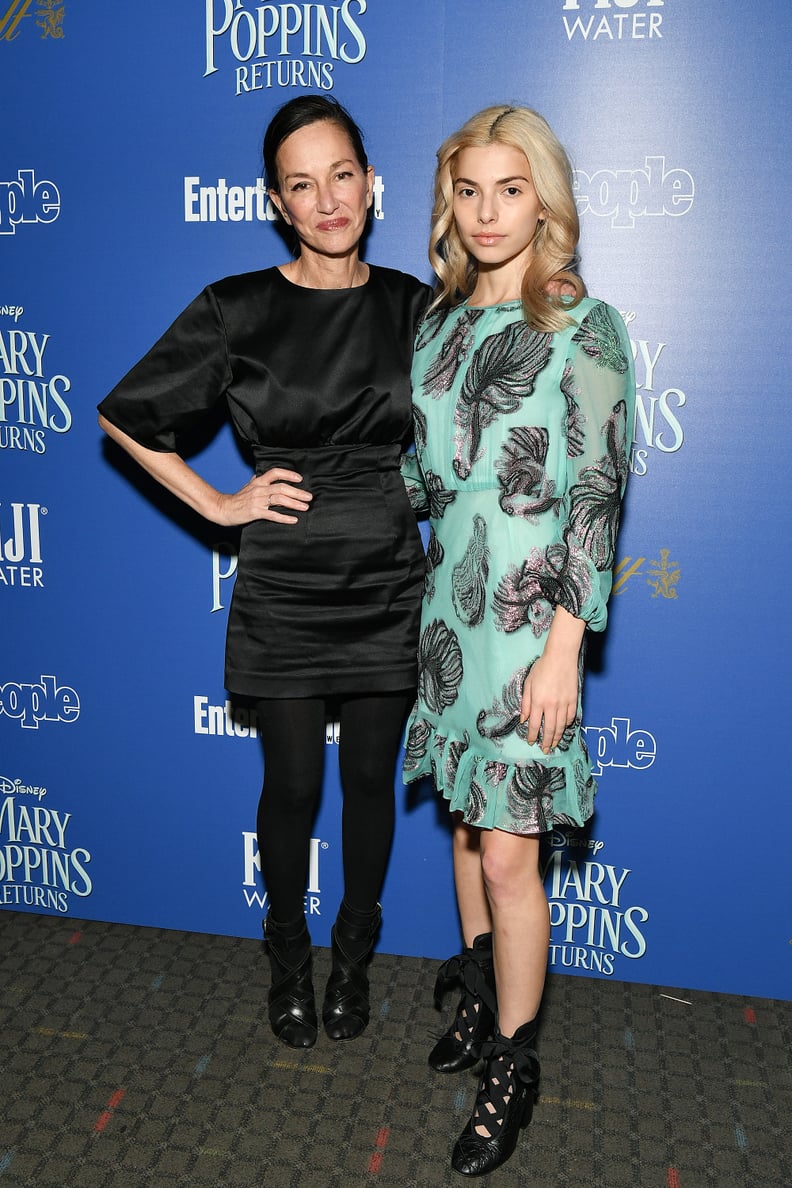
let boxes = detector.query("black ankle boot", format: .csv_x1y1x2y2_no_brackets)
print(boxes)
428,933,497,1074
263,914,317,1049
322,901,381,1041
451,1018,540,1177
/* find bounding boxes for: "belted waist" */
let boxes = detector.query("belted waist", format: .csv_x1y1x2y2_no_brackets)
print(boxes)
253,442,402,480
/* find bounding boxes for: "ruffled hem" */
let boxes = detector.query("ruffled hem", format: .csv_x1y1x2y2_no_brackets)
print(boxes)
403,714,595,836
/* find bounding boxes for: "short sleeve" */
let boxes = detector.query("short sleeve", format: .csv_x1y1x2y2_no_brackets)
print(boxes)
98,286,232,452
558,302,635,631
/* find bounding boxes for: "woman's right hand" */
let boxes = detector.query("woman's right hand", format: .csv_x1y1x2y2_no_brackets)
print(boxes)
214,468,313,526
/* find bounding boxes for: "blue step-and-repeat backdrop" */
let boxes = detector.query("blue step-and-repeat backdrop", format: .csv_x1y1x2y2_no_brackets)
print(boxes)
1,1,790,1000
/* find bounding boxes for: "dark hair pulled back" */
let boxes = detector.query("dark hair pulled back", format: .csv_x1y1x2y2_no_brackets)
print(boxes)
263,95,368,192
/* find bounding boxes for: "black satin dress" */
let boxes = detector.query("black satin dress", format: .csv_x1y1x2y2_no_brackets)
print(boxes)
99,265,432,697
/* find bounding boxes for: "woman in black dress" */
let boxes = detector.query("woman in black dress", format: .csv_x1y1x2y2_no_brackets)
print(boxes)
98,96,430,1049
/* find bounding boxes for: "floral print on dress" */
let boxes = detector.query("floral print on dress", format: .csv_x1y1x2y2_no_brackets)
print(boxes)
493,538,592,636
413,403,427,453
507,764,566,831
571,303,630,374
561,361,586,459
403,298,635,836
424,470,457,520
476,666,531,744
568,399,629,571
425,526,444,603
404,716,431,773
446,731,471,788
451,514,490,627
465,780,487,825
495,425,558,520
417,619,464,714
420,309,484,397
453,322,553,479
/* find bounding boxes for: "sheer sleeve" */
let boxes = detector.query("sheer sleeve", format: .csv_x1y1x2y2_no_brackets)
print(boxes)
557,301,635,631
98,286,232,452
400,448,428,515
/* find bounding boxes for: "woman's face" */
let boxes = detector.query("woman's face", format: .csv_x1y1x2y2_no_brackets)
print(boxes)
269,120,374,260
452,143,546,274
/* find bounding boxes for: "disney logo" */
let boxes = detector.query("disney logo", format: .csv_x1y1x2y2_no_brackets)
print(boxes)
0,304,24,323
0,775,47,799
549,830,604,854
619,310,637,325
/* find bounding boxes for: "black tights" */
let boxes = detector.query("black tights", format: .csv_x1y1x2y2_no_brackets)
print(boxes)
255,691,413,924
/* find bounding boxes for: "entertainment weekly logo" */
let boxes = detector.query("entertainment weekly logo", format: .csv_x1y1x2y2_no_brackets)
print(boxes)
183,174,385,223
562,0,664,42
0,775,93,914
543,831,649,977
204,0,368,96
193,694,340,743
574,156,694,229
0,319,74,455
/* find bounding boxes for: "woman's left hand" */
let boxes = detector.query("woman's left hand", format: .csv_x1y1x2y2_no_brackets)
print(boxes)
520,605,585,754
520,652,579,754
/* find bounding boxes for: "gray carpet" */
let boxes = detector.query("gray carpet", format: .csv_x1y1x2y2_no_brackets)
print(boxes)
1,911,789,1187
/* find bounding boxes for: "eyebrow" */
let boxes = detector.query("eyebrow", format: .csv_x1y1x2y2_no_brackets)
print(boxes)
283,158,357,181
454,175,530,186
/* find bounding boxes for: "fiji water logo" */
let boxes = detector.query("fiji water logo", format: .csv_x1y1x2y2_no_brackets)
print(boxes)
0,675,80,729
574,156,694,229
0,502,46,588
562,0,664,41
205,0,368,95
582,716,656,778
243,832,326,915
0,170,61,235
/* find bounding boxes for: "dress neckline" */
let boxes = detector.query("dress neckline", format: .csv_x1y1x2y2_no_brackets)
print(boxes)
274,264,373,294
461,297,522,311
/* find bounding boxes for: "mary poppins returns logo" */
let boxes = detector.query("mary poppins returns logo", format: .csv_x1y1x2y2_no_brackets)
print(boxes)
204,0,368,95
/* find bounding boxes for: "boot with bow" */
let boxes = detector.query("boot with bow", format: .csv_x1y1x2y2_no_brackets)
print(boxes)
451,1018,540,1177
428,932,497,1073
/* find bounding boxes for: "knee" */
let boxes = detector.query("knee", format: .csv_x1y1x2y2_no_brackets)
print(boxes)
480,846,511,903
480,842,541,908
339,751,395,802
259,771,322,819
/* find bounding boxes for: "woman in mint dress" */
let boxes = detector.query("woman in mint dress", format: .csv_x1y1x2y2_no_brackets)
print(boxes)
402,106,635,1177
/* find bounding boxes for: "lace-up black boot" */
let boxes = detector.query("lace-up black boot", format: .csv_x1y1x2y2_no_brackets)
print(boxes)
428,932,497,1073
322,900,382,1041
263,914,317,1048
451,1018,540,1176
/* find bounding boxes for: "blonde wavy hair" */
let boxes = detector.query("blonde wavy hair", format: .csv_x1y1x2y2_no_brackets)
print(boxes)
430,105,584,332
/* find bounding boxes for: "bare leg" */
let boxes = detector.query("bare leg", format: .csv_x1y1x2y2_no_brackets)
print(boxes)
479,828,548,1035
452,814,492,946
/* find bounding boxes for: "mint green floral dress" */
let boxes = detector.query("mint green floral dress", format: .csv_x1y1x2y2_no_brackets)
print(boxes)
402,297,635,835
